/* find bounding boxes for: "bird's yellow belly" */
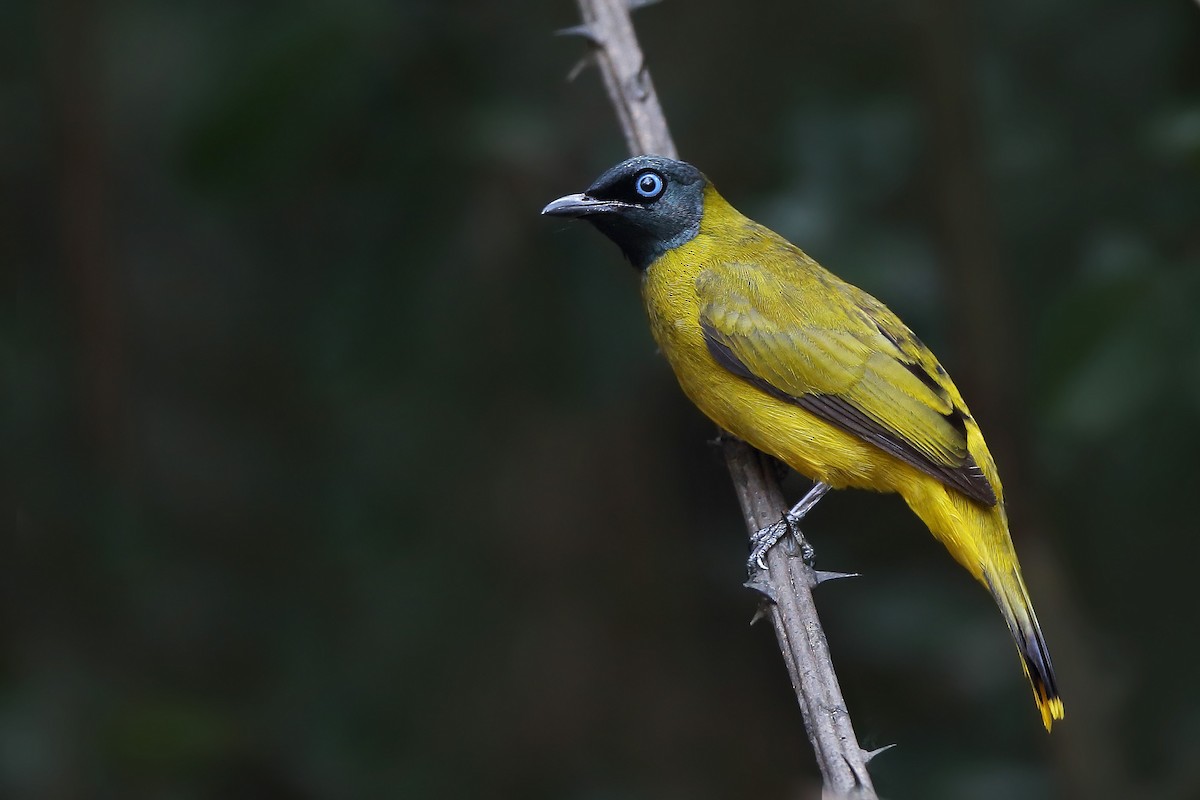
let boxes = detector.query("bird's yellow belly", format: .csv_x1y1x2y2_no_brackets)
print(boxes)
647,310,912,496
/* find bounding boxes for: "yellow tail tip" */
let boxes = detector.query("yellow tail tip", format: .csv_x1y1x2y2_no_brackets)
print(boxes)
1038,693,1065,732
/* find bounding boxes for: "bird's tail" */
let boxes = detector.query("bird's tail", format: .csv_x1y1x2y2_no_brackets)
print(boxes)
984,562,1064,731
906,485,1064,730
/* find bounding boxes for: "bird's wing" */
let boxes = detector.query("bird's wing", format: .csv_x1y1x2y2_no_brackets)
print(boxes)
697,262,997,506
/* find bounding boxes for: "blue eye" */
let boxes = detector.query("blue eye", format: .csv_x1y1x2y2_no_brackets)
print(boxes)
634,170,665,200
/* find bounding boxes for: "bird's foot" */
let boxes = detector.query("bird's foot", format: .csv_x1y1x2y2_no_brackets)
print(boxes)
746,514,817,573
745,481,830,574
746,518,791,573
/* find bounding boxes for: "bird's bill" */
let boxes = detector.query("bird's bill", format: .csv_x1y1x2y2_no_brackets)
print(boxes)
541,193,635,218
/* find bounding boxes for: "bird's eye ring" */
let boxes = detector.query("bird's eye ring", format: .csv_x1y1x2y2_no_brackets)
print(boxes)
634,170,665,200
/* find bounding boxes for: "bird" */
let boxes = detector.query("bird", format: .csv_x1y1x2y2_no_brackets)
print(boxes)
542,154,1064,731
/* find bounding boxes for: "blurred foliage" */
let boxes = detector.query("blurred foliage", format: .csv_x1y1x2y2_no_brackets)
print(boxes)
4,0,1199,798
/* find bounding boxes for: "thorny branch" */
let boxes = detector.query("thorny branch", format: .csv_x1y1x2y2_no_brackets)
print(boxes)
560,1,883,796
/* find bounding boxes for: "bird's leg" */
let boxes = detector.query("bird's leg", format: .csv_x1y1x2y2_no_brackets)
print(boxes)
746,481,831,573
781,481,831,559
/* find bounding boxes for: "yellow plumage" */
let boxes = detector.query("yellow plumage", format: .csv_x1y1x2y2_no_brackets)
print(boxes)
543,155,1063,730
643,185,1062,730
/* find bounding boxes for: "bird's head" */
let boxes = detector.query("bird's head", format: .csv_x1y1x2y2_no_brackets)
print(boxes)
542,155,707,270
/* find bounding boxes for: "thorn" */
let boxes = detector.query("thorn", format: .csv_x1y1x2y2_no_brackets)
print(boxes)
814,570,860,584
743,575,778,605
566,55,592,82
632,63,651,100
627,0,663,10
749,604,770,626
555,23,599,44
863,743,896,763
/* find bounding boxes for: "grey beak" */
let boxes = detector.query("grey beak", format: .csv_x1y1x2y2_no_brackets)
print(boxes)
541,193,635,217
541,193,597,217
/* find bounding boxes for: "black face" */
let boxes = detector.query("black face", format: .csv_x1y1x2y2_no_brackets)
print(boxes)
542,155,707,270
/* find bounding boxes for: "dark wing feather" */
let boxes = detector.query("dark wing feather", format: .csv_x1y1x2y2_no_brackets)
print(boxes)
698,264,997,507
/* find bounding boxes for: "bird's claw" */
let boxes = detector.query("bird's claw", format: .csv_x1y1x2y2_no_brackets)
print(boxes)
747,513,815,574
746,518,788,575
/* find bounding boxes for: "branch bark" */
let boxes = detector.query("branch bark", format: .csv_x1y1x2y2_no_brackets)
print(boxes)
564,2,879,796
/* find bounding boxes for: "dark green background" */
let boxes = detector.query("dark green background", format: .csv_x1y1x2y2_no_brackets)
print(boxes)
6,0,1200,798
